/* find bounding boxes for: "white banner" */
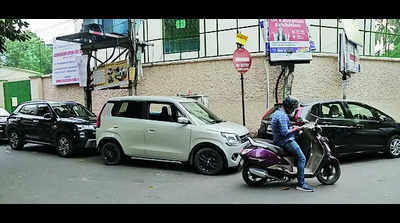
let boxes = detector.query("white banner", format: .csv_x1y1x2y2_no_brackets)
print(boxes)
52,40,82,85
339,32,361,74
269,41,312,62
76,55,88,87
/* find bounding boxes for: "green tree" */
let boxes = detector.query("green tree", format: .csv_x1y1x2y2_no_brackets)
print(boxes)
375,19,400,58
0,19,30,54
1,31,52,74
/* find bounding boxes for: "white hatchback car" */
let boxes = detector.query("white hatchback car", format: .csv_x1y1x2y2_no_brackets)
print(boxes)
96,96,250,175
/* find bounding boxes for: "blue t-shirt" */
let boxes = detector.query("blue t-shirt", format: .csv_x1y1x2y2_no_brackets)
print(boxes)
271,108,295,147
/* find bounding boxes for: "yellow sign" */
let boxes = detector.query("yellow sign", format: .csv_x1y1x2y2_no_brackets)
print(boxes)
236,32,248,46
93,60,135,90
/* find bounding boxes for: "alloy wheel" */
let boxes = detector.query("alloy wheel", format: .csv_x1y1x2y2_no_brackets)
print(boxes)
389,138,400,156
194,148,224,175
9,132,19,148
58,136,71,156
103,145,117,163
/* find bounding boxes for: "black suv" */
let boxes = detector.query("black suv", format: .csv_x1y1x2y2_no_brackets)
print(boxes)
6,100,97,157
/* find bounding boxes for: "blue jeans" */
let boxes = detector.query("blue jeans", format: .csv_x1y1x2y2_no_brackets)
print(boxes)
283,140,306,186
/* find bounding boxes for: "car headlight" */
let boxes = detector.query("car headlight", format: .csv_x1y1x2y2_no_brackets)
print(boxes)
77,124,95,131
221,132,241,146
0,117,7,122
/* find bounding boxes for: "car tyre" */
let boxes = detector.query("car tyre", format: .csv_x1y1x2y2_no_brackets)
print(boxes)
385,135,400,158
194,147,224,175
57,134,74,157
8,129,24,150
101,142,122,165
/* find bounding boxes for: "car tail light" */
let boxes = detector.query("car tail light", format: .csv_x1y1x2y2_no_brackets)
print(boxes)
294,106,304,125
96,104,106,128
261,108,273,121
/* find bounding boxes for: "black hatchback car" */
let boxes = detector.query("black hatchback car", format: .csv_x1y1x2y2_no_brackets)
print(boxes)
257,100,400,158
6,100,97,157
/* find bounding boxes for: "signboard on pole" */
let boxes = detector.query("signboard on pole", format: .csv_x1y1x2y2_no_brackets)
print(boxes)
236,32,248,46
76,55,88,87
52,40,82,85
233,48,252,74
94,60,135,90
267,19,312,63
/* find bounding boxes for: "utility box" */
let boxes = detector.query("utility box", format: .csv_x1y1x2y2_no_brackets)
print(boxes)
177,94,209,108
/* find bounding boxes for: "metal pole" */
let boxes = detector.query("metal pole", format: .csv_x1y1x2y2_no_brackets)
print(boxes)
85,51,93,112
240,73,245,126
128,19,136,96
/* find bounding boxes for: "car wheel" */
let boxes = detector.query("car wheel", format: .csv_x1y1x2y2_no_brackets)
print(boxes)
194,147,225,175
385,135,400,158
8,129,24,150
101,142,122,165
57,135,74,157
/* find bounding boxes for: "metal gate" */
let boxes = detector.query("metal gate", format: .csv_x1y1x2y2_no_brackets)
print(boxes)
3,80,31,113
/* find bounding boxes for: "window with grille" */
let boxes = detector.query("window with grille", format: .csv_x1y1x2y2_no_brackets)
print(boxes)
162,19,200,54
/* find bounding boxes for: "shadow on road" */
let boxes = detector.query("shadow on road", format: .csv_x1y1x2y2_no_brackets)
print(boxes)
337,152,387,165
120,158,240,176
9,143,99,158
3,143,240,176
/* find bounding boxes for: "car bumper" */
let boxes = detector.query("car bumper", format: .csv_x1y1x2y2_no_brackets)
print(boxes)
75,130,96,150
0,123,7,139
221,141,249,168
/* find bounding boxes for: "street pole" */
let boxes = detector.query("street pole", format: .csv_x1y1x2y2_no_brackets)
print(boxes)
128,19,136,96
84,50,93,112
240,73,245,126
39,41,42,74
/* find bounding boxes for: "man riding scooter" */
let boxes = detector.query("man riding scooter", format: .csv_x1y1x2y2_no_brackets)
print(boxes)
271,96,313,192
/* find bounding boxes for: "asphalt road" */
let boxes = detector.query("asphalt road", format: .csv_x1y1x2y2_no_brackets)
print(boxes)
1,141,400,204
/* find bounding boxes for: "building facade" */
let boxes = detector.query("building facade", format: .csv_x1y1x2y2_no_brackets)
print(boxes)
36,19,400,134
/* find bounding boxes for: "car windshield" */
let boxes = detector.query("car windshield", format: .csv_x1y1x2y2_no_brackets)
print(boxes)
68,103,96,118
180,102,223,124
51,103,95,118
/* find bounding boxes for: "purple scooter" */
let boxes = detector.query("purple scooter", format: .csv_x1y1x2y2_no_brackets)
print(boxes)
239,121,341,187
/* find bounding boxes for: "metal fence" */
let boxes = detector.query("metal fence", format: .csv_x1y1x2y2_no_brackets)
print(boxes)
139,19,400,64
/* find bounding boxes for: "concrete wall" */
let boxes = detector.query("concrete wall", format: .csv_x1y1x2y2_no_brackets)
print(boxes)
36,54,400,135
40,75,129,115
136,54,400,134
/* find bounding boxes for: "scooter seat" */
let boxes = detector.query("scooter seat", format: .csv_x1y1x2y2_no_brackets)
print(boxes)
253,138,290,156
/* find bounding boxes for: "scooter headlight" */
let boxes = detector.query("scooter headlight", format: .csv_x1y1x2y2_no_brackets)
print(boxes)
221,132,241,146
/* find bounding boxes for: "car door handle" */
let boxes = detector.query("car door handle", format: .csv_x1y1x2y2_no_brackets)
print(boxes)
32,120,39,123
354,124,364,128
147,129,156,134
113,125,119,129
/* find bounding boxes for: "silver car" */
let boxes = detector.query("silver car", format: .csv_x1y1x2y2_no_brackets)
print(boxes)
96,96,250,175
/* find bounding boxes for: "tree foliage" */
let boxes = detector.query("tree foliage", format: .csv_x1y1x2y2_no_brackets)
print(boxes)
0,19,30,54
0,31,52,74
375,19,400,58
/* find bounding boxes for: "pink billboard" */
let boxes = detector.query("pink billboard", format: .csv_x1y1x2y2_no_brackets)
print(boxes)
268,19,309,42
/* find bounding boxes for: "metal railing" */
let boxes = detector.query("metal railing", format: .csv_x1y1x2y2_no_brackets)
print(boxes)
139,19,400,64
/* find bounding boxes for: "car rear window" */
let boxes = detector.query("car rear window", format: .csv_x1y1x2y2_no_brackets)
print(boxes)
111,101,146,119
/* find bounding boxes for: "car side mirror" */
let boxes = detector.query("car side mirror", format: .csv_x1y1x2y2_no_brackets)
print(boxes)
177,117,190,125
43,113,53,120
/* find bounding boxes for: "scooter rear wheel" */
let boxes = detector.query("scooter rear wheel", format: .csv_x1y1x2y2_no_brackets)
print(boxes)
316,158,341,185
242,165,268,187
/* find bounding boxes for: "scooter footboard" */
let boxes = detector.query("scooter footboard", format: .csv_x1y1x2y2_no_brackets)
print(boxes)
305,141,324,173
